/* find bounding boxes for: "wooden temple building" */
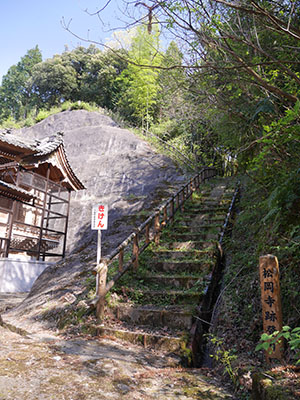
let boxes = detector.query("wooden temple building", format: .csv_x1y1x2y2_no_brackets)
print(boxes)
0,131,84,261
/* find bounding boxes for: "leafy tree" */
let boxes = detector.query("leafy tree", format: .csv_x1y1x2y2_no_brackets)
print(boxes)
81,48,128,109
0,46,42,121
30,45,127,111
157,41,186,122
31,54,77,107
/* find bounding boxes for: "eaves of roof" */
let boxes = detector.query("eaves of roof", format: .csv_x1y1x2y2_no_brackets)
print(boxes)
0,180,37,202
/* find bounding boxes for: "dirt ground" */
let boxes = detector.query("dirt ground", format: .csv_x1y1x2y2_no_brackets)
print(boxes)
0,298,235,400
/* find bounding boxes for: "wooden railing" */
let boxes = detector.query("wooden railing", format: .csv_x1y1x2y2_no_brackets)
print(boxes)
92,167,217,320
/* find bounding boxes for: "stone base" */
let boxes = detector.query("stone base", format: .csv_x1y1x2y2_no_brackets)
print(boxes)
0,258,54,292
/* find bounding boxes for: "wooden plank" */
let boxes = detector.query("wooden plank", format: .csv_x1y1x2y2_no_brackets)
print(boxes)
259,255,283,362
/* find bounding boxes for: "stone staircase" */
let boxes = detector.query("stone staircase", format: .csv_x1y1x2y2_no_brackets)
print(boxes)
98,178,236,364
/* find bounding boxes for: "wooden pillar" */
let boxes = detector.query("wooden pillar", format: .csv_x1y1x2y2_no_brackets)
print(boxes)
259,255,283,362
62,189,71,259
6,168,21,258
37,167,50,260
6,205,15,258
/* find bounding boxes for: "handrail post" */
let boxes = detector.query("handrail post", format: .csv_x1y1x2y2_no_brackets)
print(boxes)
176,193,179,210
170,198,175,223
145,223,150,244
96,262,108,322
119,249,124,272
163,206,167,226
133,234,139,270
154,212,160,244
180,189,184,212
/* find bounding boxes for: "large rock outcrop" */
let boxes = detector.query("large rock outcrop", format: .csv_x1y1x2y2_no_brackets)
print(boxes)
5,110,186,327
16,110,185,255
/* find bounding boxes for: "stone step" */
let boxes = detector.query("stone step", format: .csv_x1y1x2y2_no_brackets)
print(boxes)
169,232,219,241
152,248,216,260
112,304,195,330
119,287,203,305
170,224,222,232
176,216,225,223
166,241,217,250
143,273,209,290
96,325,187,356
148,259,214,273
181,206,229,214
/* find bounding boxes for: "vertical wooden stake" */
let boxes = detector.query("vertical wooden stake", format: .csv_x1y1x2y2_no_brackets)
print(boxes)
133,234,139,270
119,249,124,272
170,199,175,223
259,255,283,362
163,206,167,226
96,262,108,322
154,213,160,245
180,190,184,212
145,223,150,244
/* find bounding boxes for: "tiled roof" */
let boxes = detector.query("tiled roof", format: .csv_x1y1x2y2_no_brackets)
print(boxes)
0,131,37,151
34,132,64,156
0,131,64,157
0,131,84,191
0,179,36,202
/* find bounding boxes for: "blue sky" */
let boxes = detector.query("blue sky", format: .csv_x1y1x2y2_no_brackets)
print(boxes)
0,0,126,81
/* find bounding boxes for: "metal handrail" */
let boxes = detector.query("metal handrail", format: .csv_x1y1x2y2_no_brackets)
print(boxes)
92,167,217,320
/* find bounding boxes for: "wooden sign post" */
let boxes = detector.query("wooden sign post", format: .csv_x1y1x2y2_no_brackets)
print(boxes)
259,255,283,362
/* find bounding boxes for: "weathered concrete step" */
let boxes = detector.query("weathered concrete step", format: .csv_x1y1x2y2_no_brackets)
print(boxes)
167,241,217,250
177,215,225,223
143,273,209,289
112,304,195,330
169,232,219,241
120,287,203,305
185,203,222,211
181,206,229,214
171,224,222,232
152,248,216,259
96,325,187,355
149,259,214,273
